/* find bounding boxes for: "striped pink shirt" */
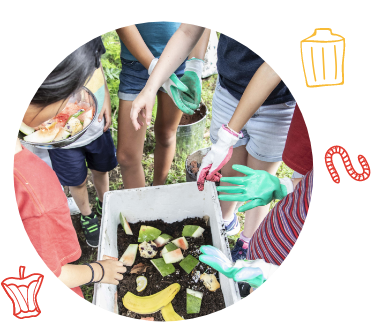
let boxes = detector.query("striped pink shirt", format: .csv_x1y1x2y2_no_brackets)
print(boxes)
247,169,313,265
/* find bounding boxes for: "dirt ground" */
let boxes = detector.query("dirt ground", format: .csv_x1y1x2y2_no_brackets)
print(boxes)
69,165,122,301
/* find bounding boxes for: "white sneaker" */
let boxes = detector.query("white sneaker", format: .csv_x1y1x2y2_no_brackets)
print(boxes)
67,197,80,215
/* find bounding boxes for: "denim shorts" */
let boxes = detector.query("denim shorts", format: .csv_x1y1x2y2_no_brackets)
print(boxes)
48,130,118,186
210,78,296,162
118,58,186,101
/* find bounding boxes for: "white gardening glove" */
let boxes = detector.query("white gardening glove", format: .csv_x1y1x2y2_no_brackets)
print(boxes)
148,58,188,106
197,125,241,191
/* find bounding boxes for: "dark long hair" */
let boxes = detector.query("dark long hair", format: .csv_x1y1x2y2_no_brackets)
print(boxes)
31,37,106,107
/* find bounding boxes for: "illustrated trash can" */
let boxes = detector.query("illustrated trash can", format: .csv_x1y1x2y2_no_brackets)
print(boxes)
301,28,345,87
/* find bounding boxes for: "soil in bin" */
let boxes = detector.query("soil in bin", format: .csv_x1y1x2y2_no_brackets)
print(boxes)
117,217,226,320
186,160,221,185
179,103,206,126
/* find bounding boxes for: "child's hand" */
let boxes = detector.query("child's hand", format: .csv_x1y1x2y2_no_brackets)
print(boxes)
148,58,192,114
130,88,156,131
93,259,126,285
98,100,112,132
177,58,204,114
199,245,278,289
217,165,292,212
197,125,240,191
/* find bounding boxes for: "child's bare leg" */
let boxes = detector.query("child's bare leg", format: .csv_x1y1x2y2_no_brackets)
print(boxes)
242,154,281,238
219,146,248,221
69,178,91,216
153,91,183,185
116,99,147,188
90,169,109,203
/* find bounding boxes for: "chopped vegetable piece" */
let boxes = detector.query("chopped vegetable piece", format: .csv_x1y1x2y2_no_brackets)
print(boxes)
119,244,138,266
150,258,175,277
138,225,162,242
163,248,184,264
120,213,133,235
171,237,189,250
179,255,199,274
186,289,203,314
182,225,205,238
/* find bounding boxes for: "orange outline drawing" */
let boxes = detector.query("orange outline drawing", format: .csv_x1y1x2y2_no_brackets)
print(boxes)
301,28,345,87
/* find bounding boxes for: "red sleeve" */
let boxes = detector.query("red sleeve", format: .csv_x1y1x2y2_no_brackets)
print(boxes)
282,105,313,175
14,148,82,290
70,286,85,300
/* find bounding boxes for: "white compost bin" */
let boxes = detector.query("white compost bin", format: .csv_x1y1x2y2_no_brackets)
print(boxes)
93,181,241,314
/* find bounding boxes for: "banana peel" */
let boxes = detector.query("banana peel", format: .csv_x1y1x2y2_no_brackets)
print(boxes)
161,302,184,321
123,283,181,314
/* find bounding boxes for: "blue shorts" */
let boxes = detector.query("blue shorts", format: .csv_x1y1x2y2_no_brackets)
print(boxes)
118,58,186,101
210,78,296,163
48,130,118,186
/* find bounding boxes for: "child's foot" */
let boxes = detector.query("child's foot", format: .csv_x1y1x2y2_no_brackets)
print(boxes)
67,197,80,215
95,197,103,216
238,282,251,298
80,213,100,248
224,213,240,236
231,238,249,262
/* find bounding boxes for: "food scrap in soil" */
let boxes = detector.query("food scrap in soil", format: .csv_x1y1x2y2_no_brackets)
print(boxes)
117,217,225,320
179,104,206,126
190,161,199,174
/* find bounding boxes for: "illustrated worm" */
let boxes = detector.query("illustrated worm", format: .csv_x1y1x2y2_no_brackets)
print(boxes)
325,146,370,183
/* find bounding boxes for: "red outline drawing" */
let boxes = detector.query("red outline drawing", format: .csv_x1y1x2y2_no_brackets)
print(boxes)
325,146,370,183
1,266,44,319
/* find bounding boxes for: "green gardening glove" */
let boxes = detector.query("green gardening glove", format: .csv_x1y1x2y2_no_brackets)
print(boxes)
199,245,278,289
216,165,293,212
175,58,204,114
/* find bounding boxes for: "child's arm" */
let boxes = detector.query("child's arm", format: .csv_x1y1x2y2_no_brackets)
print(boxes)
131,24,205,129
228,62,282,133
58,259,126,287
196,62,282,191
98,64,112,132
188,28,211,60
116,26,154,69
